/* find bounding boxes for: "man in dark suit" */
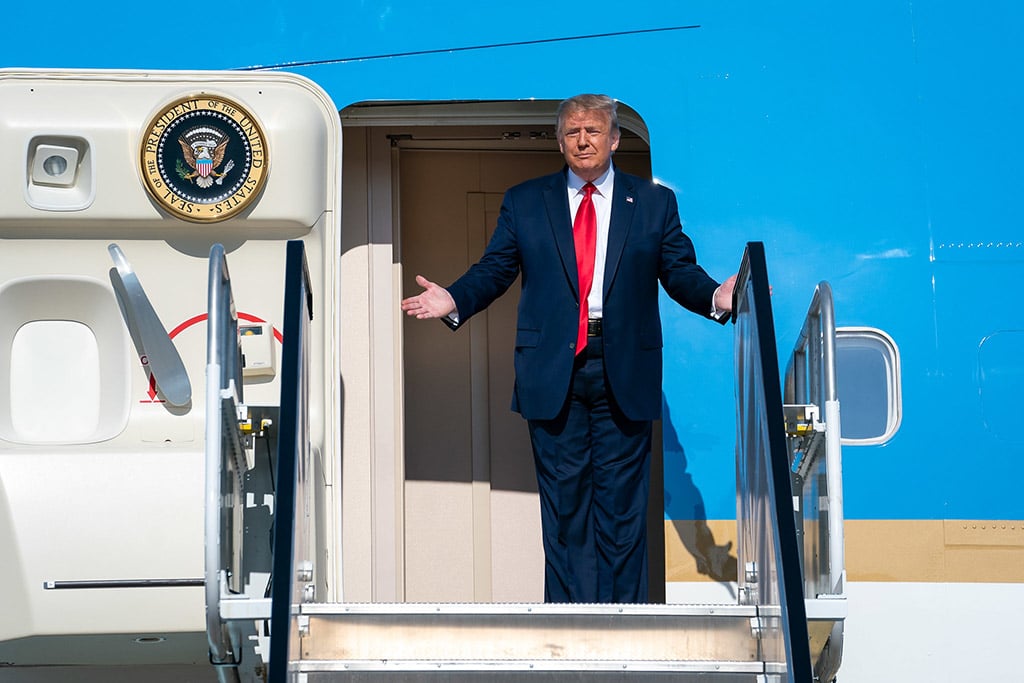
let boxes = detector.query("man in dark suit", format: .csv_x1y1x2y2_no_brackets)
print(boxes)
401,94,736,603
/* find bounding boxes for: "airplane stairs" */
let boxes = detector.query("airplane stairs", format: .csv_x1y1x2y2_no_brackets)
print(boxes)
207,242,846,683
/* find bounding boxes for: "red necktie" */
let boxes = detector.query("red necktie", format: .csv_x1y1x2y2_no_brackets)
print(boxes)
573,182,597,355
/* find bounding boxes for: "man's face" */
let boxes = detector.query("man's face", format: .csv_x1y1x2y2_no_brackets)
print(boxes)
558,108,621,182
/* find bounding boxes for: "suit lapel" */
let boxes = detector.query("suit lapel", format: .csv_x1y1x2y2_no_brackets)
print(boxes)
603,171,635,298
543,170,580,299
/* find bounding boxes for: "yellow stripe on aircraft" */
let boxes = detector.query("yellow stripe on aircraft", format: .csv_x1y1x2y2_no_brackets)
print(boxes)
664,520,1024,584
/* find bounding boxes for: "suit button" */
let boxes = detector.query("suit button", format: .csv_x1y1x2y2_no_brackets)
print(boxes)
569,342,575,350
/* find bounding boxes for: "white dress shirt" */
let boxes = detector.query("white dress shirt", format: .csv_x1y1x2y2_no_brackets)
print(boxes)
566,166,614,319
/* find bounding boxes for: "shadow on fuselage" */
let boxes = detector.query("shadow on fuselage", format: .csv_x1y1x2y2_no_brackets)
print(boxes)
662,395,738,592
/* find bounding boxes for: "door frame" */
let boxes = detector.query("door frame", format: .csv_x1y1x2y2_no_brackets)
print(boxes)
337,100,654,602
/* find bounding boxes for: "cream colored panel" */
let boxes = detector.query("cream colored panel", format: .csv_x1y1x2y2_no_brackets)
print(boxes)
490,490,544,602
404,481,475,602
338,128,375,601
0,70,342,650
399,150,478,601
400,151,558,602
0,70,332,232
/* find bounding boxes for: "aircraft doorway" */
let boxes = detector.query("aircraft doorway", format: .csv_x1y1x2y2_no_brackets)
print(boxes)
339,102,657,603
400,146,559,602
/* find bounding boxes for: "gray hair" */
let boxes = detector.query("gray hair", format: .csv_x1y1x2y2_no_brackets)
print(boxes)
556,94,620,136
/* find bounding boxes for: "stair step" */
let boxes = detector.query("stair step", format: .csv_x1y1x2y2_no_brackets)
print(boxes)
291,602,764,676
297,667,768,682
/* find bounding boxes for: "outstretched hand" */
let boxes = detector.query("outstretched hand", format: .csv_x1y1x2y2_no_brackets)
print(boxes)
401,275,457,320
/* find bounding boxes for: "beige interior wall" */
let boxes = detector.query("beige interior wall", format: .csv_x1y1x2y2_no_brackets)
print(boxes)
339,126,405,601
400,150,561,601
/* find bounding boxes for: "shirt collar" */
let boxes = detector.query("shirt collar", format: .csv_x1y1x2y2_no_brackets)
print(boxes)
567,165,614,197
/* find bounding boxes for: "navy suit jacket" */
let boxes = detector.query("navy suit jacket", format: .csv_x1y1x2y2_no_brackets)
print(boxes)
447,167,725,422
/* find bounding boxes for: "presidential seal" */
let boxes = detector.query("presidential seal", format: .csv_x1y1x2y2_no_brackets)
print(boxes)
140,94,268,223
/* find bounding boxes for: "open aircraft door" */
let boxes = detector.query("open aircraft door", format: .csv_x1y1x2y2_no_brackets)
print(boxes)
0,70,342,681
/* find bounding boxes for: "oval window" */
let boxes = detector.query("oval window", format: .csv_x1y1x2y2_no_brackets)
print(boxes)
836,327,902,444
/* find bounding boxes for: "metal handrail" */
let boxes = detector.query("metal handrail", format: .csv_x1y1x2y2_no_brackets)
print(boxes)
784,282,837,406
783,281,845,597
733,242,813,683
268,240,314,683
204,244,244,683
781,280,846,683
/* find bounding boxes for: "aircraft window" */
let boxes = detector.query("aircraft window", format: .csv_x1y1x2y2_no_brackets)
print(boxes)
979,330,1024,443
835,327,902,444
9,320,101,441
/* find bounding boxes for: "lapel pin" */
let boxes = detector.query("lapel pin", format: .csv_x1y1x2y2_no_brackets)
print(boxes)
626,196,634,203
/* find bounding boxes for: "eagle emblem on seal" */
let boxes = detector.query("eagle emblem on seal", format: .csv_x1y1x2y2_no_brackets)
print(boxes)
176,125,236,189
140,93,268,222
